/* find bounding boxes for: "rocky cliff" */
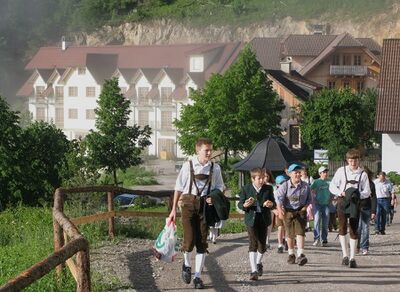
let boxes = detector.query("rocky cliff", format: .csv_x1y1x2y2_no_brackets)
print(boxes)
73,5,400,46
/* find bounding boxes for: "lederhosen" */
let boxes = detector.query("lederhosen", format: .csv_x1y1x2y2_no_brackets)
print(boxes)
179,161,214,253
337,168,363,239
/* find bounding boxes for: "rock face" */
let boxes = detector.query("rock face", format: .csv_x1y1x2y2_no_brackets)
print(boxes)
73,5,400,47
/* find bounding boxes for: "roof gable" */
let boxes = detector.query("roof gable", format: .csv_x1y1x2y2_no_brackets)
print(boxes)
375,39,400,133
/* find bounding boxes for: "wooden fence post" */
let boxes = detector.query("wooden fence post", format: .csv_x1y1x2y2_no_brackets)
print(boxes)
53,188,65,277
76,240,91,292
107,191,115,239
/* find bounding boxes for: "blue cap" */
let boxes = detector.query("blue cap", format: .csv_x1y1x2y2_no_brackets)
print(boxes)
287,163,304,173
275,175,288,185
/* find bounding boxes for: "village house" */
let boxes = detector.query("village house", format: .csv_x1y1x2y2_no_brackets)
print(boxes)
250,33,381,149
17,41,242,158
375,39,400,173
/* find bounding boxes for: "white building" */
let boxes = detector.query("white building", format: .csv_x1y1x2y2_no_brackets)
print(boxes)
17,41,243,158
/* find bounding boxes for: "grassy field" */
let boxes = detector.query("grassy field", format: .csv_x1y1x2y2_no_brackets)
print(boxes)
127,0,398,27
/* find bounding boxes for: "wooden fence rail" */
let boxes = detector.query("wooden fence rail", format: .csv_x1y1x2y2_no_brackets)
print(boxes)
0,186,242,292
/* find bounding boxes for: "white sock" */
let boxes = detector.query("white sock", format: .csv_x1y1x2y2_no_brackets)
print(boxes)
212,228,218,242
249,252,257,272
339,235,348,258
256,251,263,264
288,248,295,255
266,225,271,244
297,248,304,257
194,253,206,278
349,238,357,260
183,251,191,267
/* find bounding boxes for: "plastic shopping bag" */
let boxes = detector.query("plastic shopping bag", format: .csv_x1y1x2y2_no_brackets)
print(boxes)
153,218,178,263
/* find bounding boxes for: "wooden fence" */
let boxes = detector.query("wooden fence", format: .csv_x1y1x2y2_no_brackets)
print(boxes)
0,186,242,292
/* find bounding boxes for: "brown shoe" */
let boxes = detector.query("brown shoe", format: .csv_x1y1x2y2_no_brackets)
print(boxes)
250,272,259,281
296,254,308,266
287,254,296,264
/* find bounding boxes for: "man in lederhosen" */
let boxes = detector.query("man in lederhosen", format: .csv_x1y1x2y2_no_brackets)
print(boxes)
168,138,224,289
329,148,371,268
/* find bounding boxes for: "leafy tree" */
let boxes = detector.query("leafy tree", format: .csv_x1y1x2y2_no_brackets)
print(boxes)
0,96,21,208
85,78,152,186
17,122,71,205
300,88,378,160
175,46,284,165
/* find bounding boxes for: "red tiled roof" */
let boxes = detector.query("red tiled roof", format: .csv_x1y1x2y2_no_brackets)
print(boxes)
375,39,400,133
335,33,364,48
283,34,337,56
250,37,283,70
42,86,54,97
86,53,118,84
171,86,187,100
16,72,38,97
124,86,137,99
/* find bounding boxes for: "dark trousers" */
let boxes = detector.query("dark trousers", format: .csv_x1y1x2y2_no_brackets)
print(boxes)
329,212,338,231
337,197,358,239
375,198,390,232
180,194,208,253
247,213,267,253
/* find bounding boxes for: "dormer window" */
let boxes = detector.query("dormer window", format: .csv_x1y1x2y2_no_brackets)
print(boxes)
190,56,204,72
78,68,86,75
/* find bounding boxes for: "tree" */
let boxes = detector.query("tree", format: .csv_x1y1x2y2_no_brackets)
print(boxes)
85,78,152,186
175,46,284,165
300,88,378,160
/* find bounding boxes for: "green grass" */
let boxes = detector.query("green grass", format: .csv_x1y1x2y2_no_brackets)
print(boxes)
100,165,158,186
125,0,398,28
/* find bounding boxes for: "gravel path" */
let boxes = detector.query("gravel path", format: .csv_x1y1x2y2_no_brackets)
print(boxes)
91,210,400,292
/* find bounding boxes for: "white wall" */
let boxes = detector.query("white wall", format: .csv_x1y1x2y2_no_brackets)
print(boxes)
382,133,400,173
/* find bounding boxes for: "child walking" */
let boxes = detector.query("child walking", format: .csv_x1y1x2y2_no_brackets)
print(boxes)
238,168,275,280
275,163,312,266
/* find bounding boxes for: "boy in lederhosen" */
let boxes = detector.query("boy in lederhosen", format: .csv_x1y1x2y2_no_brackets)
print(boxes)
329,148,371,268
238,168,275,281
168,138,224,289
275,163,312,266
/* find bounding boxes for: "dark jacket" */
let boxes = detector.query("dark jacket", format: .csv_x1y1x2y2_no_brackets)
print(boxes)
359,179,377,214
344,187,361,219
238,184,275,227
205,189,230,226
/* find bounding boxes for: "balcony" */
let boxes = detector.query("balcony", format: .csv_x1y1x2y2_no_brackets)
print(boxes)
330,65,368,76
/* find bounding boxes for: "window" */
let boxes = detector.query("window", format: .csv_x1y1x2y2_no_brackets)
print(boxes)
86,87,95,97
55,86,64,98
158,138,175,156
86,109,96,120
357,81,364,92
190,56,204,72
55,108,64,127
354,55,362,66
161,111,173,129
161,87,173,104
68,86,78,97
332,55,340,65
289,125,301,149
35,86,45,96
138,111,149,127
343,55,351,65
138,87,150,105
343,80,350,88
328,80,336,89
68,108,78,119
36,108,45,121
78,68,86,75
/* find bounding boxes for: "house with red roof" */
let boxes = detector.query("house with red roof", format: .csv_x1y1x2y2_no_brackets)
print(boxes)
375,39,400,172
250,33,381,149
17,41,242,158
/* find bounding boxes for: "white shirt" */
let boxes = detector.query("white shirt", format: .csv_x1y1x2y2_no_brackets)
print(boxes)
329,166,371,199
374,179,393,199
301,176,314,186
174,156,224,196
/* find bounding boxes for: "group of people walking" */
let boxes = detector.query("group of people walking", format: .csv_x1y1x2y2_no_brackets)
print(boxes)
168,138,397,289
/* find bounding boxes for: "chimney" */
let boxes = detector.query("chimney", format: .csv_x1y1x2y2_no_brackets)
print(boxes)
280,56,292,74
61,36,67,51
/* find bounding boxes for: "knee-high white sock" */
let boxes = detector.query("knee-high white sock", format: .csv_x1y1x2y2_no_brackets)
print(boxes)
256,251,263,264
184,251,192,267
212,228,218,242
194,253,206,278
339,235,348,258
266,225,272,244
349,238,357,260
249,251,257,272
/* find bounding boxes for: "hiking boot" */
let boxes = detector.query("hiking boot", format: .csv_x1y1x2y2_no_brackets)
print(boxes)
181,264,191,284
257,263,263,276
277,245,284,253
193,277,205,289
322,241,328,247
362,249,369,255
341,256,349,266
381,230,386,235
313,240,320,246
287,254,296,264
296,254,308,266
250,271,259,281
349,258,357,268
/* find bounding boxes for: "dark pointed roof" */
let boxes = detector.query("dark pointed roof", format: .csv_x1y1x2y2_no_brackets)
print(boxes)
233,137,295,172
